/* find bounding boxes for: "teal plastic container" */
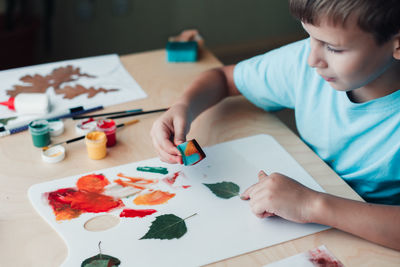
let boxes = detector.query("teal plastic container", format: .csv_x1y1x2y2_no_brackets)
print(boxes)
29,119,51,148
166,41,198,62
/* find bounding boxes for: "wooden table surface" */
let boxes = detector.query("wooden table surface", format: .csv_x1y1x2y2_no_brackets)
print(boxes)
0,49,399,267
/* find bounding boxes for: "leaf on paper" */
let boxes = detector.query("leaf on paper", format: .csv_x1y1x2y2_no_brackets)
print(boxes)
49,65,95,89
203,181,240,199
6,65,118,100
140,214,188,240
55,85,119,99
81,254,121,267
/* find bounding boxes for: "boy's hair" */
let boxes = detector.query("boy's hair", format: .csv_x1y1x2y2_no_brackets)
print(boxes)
288,0,400,45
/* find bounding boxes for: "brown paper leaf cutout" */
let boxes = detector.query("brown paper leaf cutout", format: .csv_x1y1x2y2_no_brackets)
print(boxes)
55,85,119,99
48,65,95,89
6,74,50,97
6,65,118,100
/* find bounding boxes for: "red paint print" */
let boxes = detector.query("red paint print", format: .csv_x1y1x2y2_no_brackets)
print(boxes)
77,174,110,193
64,191,123,213
308,247,344,267
162,171,180,186
47,187,124,221
47,188,82,221
120,209,157,218
182,185,191,189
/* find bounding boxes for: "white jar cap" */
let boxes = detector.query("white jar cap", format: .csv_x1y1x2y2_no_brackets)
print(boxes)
42,145,66,163
48,120,65,137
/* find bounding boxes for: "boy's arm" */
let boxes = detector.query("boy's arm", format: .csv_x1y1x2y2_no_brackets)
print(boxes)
177,65,240,119
315,190,400,250
241,171,400,251
151,65,240,163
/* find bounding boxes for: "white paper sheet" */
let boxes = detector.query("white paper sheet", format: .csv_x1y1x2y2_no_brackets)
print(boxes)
28,135,330,267
0,54,146,127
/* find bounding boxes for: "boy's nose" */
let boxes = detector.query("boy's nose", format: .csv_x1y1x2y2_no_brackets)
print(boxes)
307,45,327,69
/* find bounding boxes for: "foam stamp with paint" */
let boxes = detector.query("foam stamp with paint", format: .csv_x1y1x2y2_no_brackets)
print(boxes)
177,139,206,166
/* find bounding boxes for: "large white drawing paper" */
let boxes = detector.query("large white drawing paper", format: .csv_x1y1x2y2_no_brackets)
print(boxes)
28,135,330,267
0,54,146,127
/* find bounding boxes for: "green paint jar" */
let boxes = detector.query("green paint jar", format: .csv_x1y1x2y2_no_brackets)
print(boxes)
29,119,51,148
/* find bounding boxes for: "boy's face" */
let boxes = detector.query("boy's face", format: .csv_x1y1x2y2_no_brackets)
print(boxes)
302,17,396,93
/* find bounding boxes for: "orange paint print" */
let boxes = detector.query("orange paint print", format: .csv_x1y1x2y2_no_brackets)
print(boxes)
134,190,175,205
114,173,158,190
63,191,123,213
77,174,110,193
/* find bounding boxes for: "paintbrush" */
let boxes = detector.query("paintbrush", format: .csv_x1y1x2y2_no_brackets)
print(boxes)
72,108,143,120
106,108,168,119
42,119,139,151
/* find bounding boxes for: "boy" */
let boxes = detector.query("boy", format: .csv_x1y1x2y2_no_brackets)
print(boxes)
151,0,400,250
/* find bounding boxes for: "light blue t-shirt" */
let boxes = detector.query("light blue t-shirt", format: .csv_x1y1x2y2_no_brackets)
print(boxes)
233,39,400,205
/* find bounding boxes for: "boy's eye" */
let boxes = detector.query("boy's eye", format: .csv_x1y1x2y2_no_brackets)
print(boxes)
326,45,343,53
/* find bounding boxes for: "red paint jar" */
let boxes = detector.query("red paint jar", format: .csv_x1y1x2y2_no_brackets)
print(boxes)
96,119,117,147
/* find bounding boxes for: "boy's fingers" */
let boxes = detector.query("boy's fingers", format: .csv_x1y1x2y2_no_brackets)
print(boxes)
157,148,182,164
258,170,268,180
173,117,187,145
240,184,256,200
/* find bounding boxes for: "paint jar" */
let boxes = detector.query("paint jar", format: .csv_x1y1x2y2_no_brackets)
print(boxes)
85,131,107,160
75,118,97,135
96,119,117,147
29,119,51,148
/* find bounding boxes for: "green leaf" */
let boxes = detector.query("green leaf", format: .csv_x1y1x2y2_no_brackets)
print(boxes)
140,214,192,240
203,181,240,199
81,254,121,267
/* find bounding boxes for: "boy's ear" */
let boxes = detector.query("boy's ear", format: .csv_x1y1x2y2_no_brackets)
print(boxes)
393,32,400,60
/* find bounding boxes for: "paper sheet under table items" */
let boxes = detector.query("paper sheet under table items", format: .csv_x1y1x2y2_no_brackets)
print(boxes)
264,245,344,267
28,134,330,267
0,54,147,128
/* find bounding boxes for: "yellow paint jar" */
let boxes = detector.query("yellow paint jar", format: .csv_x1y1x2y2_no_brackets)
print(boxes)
85,131,107,160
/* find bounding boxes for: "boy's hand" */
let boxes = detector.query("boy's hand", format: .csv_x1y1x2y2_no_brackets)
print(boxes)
241,171,319,223
150,103,191,164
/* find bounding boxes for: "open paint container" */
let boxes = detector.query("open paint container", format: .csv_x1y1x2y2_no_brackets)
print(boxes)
41,145,66,163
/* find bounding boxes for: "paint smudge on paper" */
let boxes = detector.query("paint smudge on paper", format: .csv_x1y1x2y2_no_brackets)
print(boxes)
134,190,175,205
114,173,158,190
104,184,141,199
162,171,180,186
47,188,124,221
120,209,157,218
162,171,191,189
47,188,83,221
77,174,110,193
308,246,344,267
137,166,168,175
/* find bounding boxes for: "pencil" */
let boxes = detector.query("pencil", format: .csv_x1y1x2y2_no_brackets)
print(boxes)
42,119,139,151
72,108,143,120
106,108,168,119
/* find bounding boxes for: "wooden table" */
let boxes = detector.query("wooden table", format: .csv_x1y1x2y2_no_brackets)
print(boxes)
0,49,399,267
